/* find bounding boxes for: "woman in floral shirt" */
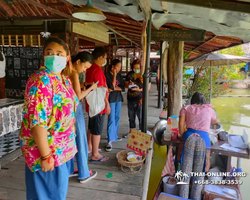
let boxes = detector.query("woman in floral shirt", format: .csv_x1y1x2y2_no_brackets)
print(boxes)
19,37,78,200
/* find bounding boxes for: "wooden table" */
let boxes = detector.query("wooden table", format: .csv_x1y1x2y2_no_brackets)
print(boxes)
161,139,250,173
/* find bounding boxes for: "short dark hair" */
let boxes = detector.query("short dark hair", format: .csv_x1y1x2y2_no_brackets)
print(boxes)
191,92,207,105
72,51,93,64
92,46,106,60
131,59,141,71
108,59,121,71
44,37,69,56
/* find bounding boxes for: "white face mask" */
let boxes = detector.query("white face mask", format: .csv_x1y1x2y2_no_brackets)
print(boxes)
102,60,107,67
134,69,140,74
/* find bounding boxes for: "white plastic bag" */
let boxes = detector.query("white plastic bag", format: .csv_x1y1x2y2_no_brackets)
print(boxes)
86,87,107,118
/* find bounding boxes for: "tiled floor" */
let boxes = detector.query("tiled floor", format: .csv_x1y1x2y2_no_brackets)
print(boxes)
0,130,19,159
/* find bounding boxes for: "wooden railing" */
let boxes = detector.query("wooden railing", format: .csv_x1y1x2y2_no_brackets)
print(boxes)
0,34,41,47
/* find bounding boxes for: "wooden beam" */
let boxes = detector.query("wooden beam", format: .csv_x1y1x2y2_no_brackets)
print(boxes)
136,0,151,19
100,22,140,46
152,29,206,42
159,0,250,14
0,17,67,21
18,0,84,23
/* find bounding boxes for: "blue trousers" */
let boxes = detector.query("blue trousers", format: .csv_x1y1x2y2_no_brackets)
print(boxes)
75,102,90,179
25,159,72,200
107,101,122,143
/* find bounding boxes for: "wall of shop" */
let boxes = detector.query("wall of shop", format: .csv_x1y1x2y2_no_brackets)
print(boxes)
0,20,76,98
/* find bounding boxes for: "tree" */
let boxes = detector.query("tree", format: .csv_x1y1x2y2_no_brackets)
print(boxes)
186,46,246,100
218,46,246,80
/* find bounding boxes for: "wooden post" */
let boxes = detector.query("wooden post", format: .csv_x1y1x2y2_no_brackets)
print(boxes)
30,35,33,46
142,14,152,133
8,35,11,46
1,35,4,46
15,35,18,46
167,41,184,117
23,35,26,47
38,35,41,47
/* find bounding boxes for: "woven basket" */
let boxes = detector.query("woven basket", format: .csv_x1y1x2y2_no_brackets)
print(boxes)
116,150,146,174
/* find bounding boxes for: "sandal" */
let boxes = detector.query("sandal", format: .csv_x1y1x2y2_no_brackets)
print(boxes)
90,156,110,163
88,149,102,156
79,170,97,183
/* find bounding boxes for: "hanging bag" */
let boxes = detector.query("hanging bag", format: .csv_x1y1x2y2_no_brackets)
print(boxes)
86,87,107,118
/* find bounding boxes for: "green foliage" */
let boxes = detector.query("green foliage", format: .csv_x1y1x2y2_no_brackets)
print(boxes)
186,46,246,99
184,51,192,60
218,46,246,80
194,67,229,100
182,73,192,96
228,72,245,80
219,46,245,56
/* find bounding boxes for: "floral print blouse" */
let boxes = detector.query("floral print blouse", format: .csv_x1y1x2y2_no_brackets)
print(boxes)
19,66,78,172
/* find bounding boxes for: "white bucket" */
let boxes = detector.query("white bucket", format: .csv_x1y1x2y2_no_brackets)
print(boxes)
162,176,178,195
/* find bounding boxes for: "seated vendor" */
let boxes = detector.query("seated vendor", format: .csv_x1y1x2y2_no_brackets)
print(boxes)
178,92,217,172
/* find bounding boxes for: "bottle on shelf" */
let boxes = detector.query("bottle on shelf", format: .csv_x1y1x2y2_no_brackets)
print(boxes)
166,118,172,132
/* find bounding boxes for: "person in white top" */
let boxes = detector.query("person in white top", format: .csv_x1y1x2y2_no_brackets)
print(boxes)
0,51,6,99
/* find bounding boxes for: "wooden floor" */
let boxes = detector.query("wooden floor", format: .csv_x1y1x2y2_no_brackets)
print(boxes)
0,83,161,200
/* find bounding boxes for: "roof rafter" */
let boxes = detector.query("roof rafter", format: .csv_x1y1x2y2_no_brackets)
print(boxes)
101,22,140,47
18,0,83,23
0,0,15,17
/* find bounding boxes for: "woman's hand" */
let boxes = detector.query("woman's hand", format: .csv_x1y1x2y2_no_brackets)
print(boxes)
41,156,55,172
91,82,98,90
131,86,141,92
106,104,111,115
115,87,122,91
111,68,117,76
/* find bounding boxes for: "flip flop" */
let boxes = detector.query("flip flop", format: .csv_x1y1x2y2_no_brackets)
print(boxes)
90,156,110,163
88,149,102,156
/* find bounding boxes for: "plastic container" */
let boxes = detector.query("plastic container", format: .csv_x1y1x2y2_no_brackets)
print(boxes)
163,130,172,141
171,128,178,140
170,115,179,129
166,118,172,132
162,176,178,195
